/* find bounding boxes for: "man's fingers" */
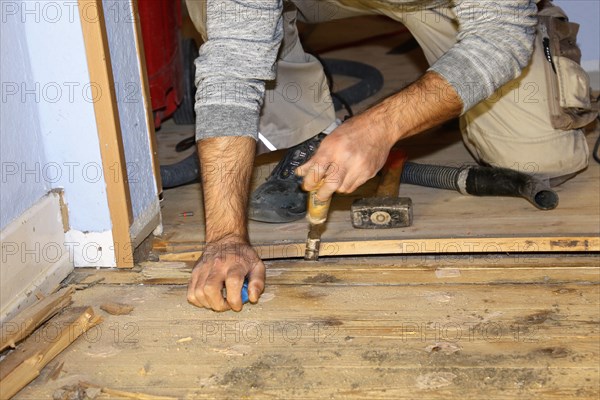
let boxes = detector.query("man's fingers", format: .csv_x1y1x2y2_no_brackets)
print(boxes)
187,274,201,307
187,263,210,308
315,162,349,200
247,261,266,303
203,275,231,312
295,159,311,178
297,160,328,191
224,270,246,312
315,179,337,203
187,244,266,312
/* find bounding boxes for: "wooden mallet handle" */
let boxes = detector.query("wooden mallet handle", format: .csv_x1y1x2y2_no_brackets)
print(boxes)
376,149,408,197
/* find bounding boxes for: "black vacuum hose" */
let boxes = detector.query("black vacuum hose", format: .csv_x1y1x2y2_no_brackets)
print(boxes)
400,163,461,191
319,58,384,114
161,155,558,210
160,153,199,189
402,162,559,210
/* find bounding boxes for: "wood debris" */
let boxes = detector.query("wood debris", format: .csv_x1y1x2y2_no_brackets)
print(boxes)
100,302,134,315
0,306,103,399
0,287,74,352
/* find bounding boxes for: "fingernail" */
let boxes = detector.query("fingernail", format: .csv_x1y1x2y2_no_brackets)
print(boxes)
248,290,258,303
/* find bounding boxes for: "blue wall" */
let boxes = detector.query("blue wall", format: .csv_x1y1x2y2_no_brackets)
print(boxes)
0,17,50,229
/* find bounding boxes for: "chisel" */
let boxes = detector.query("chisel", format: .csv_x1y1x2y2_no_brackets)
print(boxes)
304,182,332,261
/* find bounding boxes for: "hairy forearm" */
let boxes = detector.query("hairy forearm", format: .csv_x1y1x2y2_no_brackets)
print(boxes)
197,137,256,243
371,71,463,145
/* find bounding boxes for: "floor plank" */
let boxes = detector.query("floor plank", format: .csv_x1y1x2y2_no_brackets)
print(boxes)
16,263,599,399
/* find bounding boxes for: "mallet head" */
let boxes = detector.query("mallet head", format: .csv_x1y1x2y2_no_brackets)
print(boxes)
351,197,413,229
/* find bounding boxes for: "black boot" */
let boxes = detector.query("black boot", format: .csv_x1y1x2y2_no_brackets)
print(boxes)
249,133,327,223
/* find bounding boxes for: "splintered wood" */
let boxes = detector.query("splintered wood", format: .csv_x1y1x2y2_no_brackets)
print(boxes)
0,287,74,352
0,307,102,399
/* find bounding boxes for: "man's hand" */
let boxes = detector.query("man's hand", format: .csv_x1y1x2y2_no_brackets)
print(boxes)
187,235,265,312
295,106,397,201
296,71,463,200
188,136,261,312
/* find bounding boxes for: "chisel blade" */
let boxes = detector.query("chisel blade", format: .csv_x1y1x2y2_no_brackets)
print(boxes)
304,223,325,261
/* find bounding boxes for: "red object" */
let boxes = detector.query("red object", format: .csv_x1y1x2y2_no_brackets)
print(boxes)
384,148,408,171
138,0,183,129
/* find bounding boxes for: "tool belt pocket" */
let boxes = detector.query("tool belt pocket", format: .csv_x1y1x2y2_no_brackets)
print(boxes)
538,1,597,130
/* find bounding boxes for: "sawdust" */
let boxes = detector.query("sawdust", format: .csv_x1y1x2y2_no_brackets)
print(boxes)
532,347,570,359
318,317,343,327
212,344,253,357
515,309,560,326
219,354,305,390
422,291,454,303
435,268,461,278
303,274,342,284
450,367,551,391
53,384,99,400
291,288,327,300
416,372,457,389
362,350,391,364
552,288,578,295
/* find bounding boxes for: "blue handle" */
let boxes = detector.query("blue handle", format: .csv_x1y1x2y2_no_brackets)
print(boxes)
241,279,249,304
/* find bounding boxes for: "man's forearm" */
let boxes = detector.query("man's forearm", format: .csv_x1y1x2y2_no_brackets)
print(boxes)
371,71,464,146
197,137,255,243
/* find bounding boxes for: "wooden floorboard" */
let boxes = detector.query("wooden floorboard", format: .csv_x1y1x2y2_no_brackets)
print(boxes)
16,256,600,399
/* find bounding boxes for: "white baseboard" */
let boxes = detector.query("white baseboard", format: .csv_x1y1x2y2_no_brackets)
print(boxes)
0,192,73,322
64,229,117,268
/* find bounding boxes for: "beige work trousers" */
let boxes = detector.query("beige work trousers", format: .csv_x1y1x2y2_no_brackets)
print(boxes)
186,0,590,179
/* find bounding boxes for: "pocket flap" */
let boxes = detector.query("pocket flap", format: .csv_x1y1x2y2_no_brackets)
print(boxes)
554,56,591,110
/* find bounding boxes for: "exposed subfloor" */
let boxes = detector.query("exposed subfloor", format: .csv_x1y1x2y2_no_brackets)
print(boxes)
154,16,600,261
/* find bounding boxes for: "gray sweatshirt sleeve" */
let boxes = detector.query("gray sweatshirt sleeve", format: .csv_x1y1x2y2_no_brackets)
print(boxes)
429,0,538,113
194,0,283,141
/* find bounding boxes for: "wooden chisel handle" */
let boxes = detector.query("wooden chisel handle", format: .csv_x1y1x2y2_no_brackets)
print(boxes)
307,182,332,225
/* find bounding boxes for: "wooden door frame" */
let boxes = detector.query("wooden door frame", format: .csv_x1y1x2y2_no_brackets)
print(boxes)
78,0,134,268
